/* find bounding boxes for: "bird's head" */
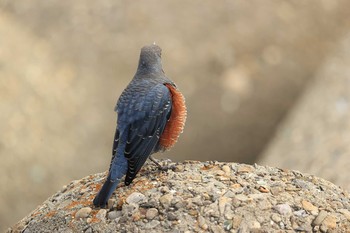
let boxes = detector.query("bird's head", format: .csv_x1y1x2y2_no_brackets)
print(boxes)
137,44,163,73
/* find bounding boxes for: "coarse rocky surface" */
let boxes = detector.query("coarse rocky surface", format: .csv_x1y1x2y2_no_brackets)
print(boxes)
8,161,350,232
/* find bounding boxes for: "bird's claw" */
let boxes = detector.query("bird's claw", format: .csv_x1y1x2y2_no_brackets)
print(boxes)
157,164,176,172
149,156,175,171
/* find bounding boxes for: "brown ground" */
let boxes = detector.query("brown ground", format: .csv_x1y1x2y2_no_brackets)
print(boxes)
1,0,350,230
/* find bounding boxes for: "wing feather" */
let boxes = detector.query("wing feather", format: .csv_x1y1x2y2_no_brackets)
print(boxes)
123,84,172,185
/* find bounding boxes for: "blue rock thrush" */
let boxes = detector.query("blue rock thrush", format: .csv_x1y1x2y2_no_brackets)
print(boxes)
93,44,187,208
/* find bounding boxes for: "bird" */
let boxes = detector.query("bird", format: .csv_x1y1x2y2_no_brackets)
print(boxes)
93,44,187,208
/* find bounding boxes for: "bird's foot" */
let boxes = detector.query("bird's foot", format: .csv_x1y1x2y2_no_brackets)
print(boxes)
149,156,175,171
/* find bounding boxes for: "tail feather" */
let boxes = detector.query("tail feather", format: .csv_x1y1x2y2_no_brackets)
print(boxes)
94,132,128,208
94,147,128,208
93,174,120,208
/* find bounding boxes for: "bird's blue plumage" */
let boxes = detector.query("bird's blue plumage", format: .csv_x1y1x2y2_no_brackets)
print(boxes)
93,44,185,208
93,82,172,207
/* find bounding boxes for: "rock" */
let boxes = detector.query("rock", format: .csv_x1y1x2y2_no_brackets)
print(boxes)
107,210,121,220
75,207,92,219
270,186,284,195
218,196,230,214
126,192,146,205
146,208,159,220
235,194,248,202
95,209,107,221
7,161,350,232
232,216,242,229
237,165,254,173
159,193,173,209
222,165,231,175
197,215,208,230
250,221,261,229
293,209,307,217
271,213,282,223
313,210,328,226
122,203,138,216
167,212,178,221
274,204,292,215
321,215,337,230
211,225,225,233
159,186,170,193
338,209,350,221
145,220,160,229
107,199,115,209
258,186,269,193
223,220,233,230
301,200,318,214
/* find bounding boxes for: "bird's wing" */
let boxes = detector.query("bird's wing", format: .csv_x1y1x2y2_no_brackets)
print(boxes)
124,84,172,185
108,128,119,172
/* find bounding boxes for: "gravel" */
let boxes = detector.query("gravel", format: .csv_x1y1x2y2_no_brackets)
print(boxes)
75,207,92,219
7,160,350,232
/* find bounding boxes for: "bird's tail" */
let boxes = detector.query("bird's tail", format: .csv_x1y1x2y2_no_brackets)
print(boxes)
93,174,120,208
94,133,128,208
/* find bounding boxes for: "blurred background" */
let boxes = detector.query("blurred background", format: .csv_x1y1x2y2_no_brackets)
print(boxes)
1,0,350,230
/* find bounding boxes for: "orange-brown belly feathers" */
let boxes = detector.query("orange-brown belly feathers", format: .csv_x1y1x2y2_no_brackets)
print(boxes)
159,84,187,150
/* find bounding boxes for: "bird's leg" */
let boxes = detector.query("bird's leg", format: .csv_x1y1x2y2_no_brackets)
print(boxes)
149,155,163,169
149,155,175,171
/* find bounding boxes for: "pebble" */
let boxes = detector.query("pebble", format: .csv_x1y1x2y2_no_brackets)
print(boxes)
313,210,328,226
293,209,307,217
274,204,292,215
224,208,235,220
132,211,141,221
198,215,208,230
237,165,254,173
321,215,337,229
271,213,282,222
159,186,170,193
232,216,242,229
250,221,261,229
159,193,173,209
222,165,231,175
211,225,225,233
258,186,269,193
167,212,178,221
107,210,121,220
257,199,272,210
338,209,350,220
223,220,233,230
75,207,92,219
188,196,203,205
175,164,184,172
270,186,284,195
145,220,160,229
218,196,230,214
61,185,68,193
249,193,267,200
301,200,318,213
235,194,248,202
146,208,159,220
126,192,146,204
231,183,242,189
95,209,107,220
107,199,115,209
122,203,138,216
